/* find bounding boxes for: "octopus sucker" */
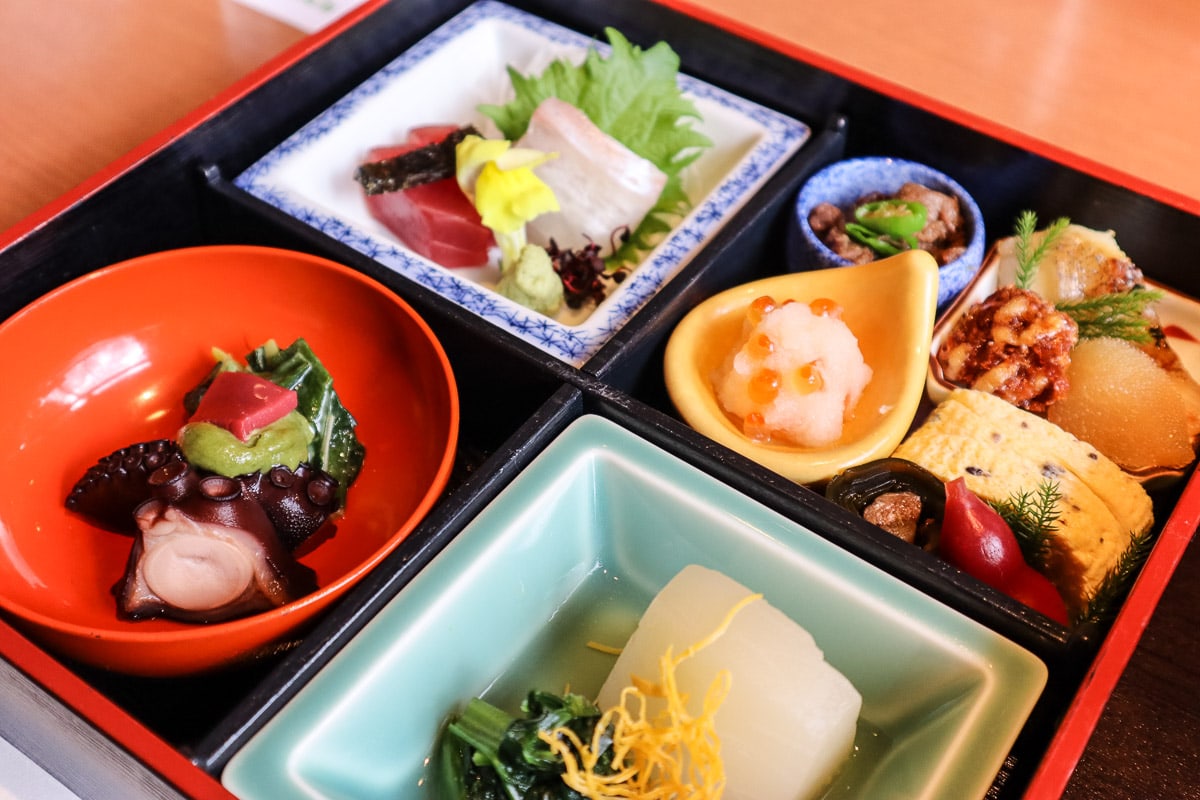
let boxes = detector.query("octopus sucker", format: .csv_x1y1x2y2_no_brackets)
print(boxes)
118,468,317,623
237,463,342,551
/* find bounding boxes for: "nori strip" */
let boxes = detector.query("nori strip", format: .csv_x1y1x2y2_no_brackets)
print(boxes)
354,125,480,195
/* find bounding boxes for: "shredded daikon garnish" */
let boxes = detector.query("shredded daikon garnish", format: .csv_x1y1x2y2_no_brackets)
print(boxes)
539,592,762,799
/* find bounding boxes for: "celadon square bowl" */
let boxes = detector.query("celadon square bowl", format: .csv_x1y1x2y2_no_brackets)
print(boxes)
221,415,1046,800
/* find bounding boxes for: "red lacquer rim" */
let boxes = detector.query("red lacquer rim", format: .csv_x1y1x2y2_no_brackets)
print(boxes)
1,618,236,799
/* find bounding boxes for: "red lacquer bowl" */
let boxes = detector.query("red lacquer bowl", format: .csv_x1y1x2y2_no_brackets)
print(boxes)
0,246,458,676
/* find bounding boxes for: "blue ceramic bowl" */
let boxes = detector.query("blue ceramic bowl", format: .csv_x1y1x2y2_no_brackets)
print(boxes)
788,157,985,311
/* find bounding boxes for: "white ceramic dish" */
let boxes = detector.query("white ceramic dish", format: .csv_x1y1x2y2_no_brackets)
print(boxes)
234,0,811,366
221,415,1047,800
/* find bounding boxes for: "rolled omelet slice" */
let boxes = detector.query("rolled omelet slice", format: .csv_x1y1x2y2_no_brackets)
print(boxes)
894,389,1152,614
947,389,1153,537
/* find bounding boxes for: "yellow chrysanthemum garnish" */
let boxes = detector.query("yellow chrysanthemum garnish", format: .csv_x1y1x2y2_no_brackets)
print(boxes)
456,135,559,269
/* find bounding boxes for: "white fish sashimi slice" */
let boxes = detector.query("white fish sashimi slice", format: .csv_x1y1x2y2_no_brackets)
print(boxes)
516,97,667,257
596,564,862,800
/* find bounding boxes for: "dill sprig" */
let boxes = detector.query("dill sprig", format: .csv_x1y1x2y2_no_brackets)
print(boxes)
991,481,1061,571
1056,287,1165,343
1075,528,1154,627
1012,210,1162,344
1013,210,1070,290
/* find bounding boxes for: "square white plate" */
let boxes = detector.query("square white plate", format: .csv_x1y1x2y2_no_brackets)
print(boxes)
234,0,811,365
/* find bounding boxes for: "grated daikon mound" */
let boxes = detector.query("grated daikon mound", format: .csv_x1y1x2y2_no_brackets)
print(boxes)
714,300,872,447
1047,337,1195,470
597,565,862,800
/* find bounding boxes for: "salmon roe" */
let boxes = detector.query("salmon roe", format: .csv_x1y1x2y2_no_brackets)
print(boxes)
747,295,777,326
742,411,770,441
747,332,775,359
748,368,781,404
808,297,843,318
793,362,824,394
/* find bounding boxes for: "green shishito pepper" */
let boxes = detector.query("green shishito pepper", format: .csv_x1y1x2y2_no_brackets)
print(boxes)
846,198,927,256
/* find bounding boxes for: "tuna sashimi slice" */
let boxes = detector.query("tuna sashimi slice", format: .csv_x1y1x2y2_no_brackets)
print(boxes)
360,127,494,268
516,97,668,257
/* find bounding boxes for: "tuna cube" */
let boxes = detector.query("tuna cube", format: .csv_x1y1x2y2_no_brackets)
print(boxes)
189,371,298,441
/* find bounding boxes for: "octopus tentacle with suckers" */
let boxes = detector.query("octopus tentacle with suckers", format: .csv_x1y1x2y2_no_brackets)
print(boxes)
66,441,343,623
238,464,342,551
64,440,185,532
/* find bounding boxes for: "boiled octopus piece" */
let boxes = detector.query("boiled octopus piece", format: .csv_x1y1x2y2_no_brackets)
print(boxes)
237,463,341,551
117,462,317,623
65,439,185,533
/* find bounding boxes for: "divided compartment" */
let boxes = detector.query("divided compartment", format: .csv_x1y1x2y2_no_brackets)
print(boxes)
217,406,1049,800
0,0,1196,798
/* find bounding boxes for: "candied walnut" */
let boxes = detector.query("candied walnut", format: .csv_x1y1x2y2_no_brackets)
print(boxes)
938,286,1078,413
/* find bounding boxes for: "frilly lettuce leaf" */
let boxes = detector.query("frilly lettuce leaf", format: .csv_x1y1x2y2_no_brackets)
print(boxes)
478,27,712,266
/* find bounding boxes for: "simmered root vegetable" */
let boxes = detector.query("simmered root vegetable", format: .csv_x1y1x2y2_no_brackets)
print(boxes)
596,565,862,800
1048,337,1195,471
439,565,862,799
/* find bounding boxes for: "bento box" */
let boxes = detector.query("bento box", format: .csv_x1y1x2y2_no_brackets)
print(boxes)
1,0,1197,798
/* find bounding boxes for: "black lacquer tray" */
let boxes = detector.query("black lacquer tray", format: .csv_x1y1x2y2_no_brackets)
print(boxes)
2,1,1197,798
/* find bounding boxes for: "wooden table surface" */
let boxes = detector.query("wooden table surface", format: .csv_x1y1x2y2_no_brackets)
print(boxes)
1,1,1197,797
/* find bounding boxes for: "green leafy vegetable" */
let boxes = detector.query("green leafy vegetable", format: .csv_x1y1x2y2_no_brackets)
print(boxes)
182,339,365,504
441,690,612,799
479,27,712,267
244,338,365,501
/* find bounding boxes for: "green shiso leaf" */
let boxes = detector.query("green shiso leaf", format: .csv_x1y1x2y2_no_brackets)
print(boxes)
479,27,713,267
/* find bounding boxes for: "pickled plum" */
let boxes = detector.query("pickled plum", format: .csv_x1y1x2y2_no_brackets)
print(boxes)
1047,337,1195,470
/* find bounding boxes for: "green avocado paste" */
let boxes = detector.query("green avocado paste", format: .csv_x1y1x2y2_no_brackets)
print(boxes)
179,410,313,476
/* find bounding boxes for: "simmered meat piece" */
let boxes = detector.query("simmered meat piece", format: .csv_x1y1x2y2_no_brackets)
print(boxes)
809,183,968,266
807,202,876,264
862,491,923,543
